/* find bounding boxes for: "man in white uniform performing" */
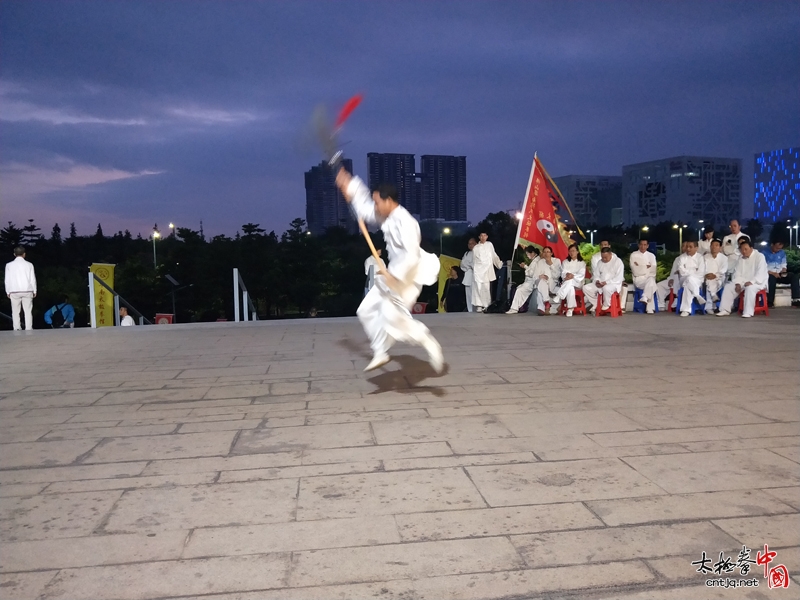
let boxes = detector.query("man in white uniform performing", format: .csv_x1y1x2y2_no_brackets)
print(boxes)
584,247,624,312
336,169,443,372
717,238,768,318
471,232,502,312
460,238,476,312
722,219,745,276
5,246,37,331
703,238,728,314
677,240,706,316
506,246,540,314
629,238,658,313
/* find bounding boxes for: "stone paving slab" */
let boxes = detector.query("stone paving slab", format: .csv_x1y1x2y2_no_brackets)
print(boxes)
0,310,798,598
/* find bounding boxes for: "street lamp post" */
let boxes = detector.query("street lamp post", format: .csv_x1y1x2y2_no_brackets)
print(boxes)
672,223,688,250
169,222,175,238
152,230,161,268
640,225,649,239
794,223,799,249
439,227,451,255
589,229,597,245
698,220,704,243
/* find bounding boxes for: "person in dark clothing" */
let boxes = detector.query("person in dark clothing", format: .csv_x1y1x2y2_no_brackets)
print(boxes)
442,266,467,312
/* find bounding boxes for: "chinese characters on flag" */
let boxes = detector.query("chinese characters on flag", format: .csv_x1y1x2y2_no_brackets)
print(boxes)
90,263,116,327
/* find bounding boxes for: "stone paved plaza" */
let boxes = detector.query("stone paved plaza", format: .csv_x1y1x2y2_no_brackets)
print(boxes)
1,309,799,600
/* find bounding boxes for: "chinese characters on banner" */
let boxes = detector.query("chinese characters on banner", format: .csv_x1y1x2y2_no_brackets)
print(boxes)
691,544,790,589
513,156,580,261
90,263,116,327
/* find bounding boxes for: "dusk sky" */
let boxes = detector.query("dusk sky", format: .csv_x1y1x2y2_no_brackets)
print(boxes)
1,1,798,238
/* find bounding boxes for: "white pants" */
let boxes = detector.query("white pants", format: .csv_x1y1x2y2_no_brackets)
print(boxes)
583,282,621,309
620,283,629,311
719,282,765,317
680,275,704,312
357,281,434,357
9,292,34,331
534,277,556,311
464,285,473,312
555,278,583,309
509,279,535,312
656,277,681,310
472,281,492,311
704,276,724,310
633,276,657,310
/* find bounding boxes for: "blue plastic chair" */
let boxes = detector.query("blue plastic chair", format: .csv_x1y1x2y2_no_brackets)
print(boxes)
632,288,659,313
676,288,705,315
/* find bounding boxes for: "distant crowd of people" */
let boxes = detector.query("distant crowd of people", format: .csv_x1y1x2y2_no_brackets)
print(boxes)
440,219,799,318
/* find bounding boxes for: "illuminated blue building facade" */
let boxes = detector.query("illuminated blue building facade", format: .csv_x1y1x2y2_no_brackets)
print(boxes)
754,148,799,222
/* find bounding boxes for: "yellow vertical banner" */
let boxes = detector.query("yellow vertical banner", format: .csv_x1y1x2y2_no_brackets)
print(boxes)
90,263,116,327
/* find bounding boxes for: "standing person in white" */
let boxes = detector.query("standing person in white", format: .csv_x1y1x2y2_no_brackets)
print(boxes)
471,232,502,312
717,239,768,318
553,243,586,316
698,226,716,256
677,241,706,316
364,249,386,296
506,246,540,314
336,169,443,372
722,220,745,276
531,246,561,314
119,306,136,326
629,239,658,313
460,238,476,312
5,246,37,331
584,247,624,312
703,239,728,314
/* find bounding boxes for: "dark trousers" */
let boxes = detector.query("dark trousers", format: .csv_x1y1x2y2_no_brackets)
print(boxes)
768,273,800,306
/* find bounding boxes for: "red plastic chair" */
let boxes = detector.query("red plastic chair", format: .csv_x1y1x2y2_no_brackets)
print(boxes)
559,288,587,316
738,289,768,316
595,291,622,318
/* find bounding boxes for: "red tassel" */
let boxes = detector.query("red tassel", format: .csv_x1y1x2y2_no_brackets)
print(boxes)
335,94,363,128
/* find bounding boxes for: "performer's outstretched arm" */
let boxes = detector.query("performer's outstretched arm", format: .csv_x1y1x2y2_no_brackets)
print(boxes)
336,168,378,226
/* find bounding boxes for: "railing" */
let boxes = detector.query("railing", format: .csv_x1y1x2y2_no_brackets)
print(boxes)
88,273,151,328
233,268,258,322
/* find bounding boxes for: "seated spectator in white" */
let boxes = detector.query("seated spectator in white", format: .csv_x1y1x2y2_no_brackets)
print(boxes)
656,241,688,311
717,238,768,318
698,226,716,255
553,243,586,317
678,241,706,316
506,246,540,314
531,246,561,315
629,238,658,314
762,240,800,308
584,247,624,313
703,238,728,314
119,306,136,326
590,240,629,312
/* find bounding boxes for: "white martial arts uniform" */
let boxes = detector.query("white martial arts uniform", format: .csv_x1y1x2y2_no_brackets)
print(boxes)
460,249,474,312
591,251,628,310
718,249,768,317
471,241,502,311
677,252,706,313
4,255,37,331
656,255,684,311
507,256,539,313
722,232,744,275
629,250,658,312
703,252,728,311
554,258,586,311
584,255,624,310
530,257,561,312
347,176,441,363
698,238,713,256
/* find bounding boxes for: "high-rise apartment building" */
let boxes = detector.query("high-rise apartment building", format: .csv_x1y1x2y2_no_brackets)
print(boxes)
754,147,799,222
367,153,418,215
552,175,622,227
419,155,467,221
621,156,741,227
304,158,354,235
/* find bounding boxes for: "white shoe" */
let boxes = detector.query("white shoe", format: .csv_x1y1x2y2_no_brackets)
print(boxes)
565,308,573,317
646,309,654,314
742,314,752,318
705,307,715,315
364,354,390,372
601,304,610,311
680,311,689,317
716,310,730,317
422,335,444,373
505,309,518,314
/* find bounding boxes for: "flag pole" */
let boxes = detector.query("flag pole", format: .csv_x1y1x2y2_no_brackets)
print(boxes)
513,152,537,252
538,160,584,238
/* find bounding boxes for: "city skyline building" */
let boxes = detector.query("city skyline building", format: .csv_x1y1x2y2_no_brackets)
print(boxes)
419,155,467,222
621,156,741,227
304,158,355,235
367,153,419,215
754,147,799,222
552,175,622,227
